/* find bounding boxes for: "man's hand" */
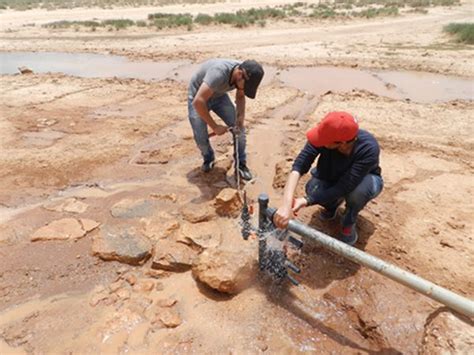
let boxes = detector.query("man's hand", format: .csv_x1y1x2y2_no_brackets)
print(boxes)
212,124,228,136
274,205,292,229
292,197,307,214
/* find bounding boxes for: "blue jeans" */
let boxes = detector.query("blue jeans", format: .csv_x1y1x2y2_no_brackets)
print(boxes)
188,93,246,164
305,174,383,227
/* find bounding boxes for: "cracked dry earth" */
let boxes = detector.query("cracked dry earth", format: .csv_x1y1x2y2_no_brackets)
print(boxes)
1,2,474,354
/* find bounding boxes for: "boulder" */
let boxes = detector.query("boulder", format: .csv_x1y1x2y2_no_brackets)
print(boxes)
192,246,257,294
31,218,99,241
110,199,153,219
92,226,152,265
214,188,242,217
152,240,196,272
178,221,222,250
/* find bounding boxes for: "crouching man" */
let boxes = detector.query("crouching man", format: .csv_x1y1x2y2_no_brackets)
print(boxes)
273,111,383,246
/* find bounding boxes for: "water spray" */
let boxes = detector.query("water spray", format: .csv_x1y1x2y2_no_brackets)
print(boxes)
239,193,474,318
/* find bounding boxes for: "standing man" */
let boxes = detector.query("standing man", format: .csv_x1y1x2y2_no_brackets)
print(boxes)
274,112,383,246
188,58,264,180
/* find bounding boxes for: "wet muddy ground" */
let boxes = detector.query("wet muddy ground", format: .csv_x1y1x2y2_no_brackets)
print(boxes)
1,1,473,354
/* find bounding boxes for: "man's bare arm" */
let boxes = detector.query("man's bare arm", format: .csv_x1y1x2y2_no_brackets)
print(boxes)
235,88,246,128
193,83,227,135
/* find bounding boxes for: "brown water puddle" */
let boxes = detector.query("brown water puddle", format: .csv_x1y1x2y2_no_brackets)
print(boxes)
1,52,472,103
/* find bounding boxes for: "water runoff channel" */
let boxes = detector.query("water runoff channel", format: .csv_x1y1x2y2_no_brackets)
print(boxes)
2,51,473,319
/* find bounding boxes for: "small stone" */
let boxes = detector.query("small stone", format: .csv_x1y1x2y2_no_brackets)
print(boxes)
158,309,182,328
144,269,165,279
116,288,131,300
150,193,177,202
133,280,155,293
125,274,137,286
156,298,177,308
109,280,123,293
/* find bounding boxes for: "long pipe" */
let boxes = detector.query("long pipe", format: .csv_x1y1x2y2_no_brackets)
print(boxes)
262,204,474,318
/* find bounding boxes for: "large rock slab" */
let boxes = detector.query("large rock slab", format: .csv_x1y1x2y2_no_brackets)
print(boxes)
110,198,153,219
43,197,89,214
214,188,242,217
92,226,152,265
180,203,215,223
141,212,180,241
178,221,221,250
192,246,257,294
152,240,197,272
31,218,99,241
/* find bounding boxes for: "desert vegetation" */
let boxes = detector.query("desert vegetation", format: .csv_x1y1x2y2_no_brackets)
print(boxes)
40,0,462,31
444,22,474,44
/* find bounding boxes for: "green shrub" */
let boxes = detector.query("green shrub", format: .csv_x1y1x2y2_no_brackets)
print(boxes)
194,13,213,25
444,23,474,44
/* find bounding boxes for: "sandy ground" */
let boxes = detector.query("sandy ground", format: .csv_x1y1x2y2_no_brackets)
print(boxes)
1,0,474,354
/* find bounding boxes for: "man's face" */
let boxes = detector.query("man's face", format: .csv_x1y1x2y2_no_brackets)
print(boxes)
324,140,354,155
236,68,249,90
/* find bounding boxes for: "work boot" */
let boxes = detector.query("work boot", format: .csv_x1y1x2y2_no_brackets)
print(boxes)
238,163,253,181
338,225,358,246
201,159,215,173
319,208,338,221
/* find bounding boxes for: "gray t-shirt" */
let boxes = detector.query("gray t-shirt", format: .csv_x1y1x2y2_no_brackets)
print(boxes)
188,59,239,99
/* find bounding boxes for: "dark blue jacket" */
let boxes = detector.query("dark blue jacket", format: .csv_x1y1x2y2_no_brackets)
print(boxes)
292,130,381,205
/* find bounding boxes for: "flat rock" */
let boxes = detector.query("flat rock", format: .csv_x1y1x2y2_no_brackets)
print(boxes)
43,197,89,214
31,218,99,241
152,240,197,272
92,226,152,265
110,198,153,219
214,188,242,217
179,221,222,250
142,214,180,241
181,204,215,223
192,245,257,294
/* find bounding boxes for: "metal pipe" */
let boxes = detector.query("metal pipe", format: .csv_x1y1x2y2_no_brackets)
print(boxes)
258,194,270,271
263,205,474,318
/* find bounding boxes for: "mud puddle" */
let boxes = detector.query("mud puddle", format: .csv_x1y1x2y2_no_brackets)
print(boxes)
1,51,472,103
0,51,188,80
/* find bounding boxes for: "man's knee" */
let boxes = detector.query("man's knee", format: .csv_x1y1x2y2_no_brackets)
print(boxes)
346,175,382,209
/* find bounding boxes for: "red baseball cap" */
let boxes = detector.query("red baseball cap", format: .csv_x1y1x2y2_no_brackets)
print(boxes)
306,111,359,147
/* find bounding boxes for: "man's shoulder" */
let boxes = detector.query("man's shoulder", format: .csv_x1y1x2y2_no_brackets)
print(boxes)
202,58,239,70
356,130,380,154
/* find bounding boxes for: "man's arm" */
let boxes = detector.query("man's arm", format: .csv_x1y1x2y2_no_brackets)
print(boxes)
235,88,246,128
192,82,227,135
274,171,301,229
274,143,320,229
